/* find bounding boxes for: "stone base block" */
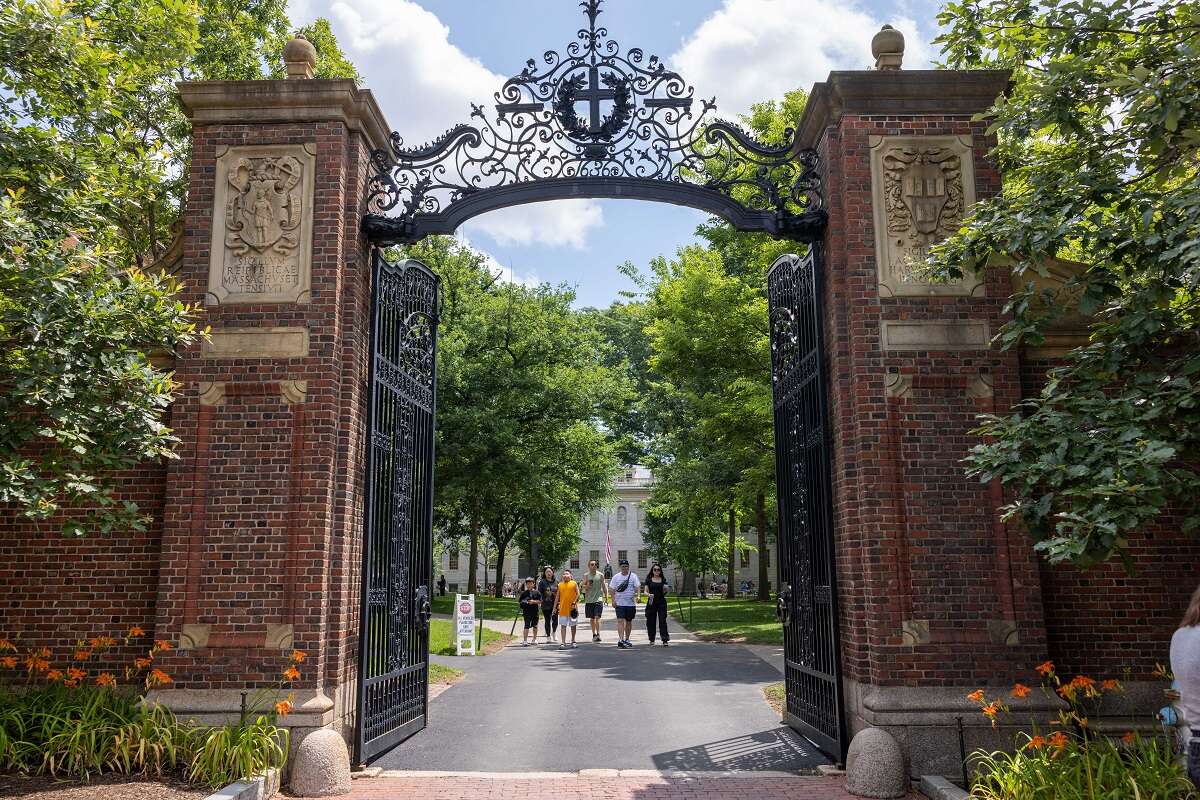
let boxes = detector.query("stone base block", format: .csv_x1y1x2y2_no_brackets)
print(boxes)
290,728,352,797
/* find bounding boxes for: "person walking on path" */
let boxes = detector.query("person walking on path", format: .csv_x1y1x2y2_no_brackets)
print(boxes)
579,559,609,643
518,577,541,646
1172,581,1200,789
644,562,670,646
557,569,580,649
437,574,446,597
610,558,640,649
537,566,558,643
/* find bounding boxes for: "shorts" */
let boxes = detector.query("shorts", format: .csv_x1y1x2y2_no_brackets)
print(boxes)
585,602,603,619
522,612,539,630
558,615,577,627
615,605,636,621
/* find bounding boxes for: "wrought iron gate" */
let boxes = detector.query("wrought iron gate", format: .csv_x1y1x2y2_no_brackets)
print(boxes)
768,248,846,762
355,251,440,764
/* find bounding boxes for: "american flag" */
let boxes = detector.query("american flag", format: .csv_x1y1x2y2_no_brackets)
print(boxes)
604,512,613,566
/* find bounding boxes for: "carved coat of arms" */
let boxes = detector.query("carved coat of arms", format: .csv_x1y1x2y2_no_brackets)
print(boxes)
870,136,979,296
208,144,315,304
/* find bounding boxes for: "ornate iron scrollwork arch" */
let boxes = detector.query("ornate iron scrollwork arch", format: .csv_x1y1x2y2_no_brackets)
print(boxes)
362,0,828,245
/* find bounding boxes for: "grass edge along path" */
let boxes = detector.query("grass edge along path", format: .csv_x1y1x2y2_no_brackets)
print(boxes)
428,662,464,686
763,682,785,718
668,596,782,645
431,594,521,621
428,617,510,656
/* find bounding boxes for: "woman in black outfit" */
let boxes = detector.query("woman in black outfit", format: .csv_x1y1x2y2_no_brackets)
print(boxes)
644,563,670,646
537,565,558,641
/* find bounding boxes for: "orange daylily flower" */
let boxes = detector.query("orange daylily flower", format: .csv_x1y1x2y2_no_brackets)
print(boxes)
0,639,15,652
24,648,50,673
73,649,92,661
95,672,117,688
282,665,301,682
1011,683,1032,698
1101,679,1120,691
146,668,173,687
1047,731,1069,750
0,656,17,669
1035,660,1055,677
1122,731,1137,745
153,640,173,652
967,689,985,703
89,636,116,649
67,667,87,681
46,669,63,682
981,701,1002,719
134,656,153,670
1025,735,1047,750
290,650,307,663
275,699,294,716
127,625,146,638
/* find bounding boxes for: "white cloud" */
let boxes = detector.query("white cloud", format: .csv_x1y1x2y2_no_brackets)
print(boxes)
671,0,934,118
289,0,606,247
462,201,605,250
457,236,542,288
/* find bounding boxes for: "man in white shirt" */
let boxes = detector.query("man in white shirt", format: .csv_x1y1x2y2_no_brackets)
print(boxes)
610,559,640,648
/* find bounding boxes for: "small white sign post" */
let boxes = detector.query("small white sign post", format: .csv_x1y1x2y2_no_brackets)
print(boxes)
454,594,476,656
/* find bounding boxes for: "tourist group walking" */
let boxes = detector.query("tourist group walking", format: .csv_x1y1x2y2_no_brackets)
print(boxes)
517,558,671,649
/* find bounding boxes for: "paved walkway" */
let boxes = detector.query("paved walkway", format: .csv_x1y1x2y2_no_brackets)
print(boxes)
298,773,891,799
380,605,822,773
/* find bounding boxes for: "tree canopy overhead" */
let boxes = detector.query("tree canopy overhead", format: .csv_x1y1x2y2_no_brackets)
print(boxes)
931,0,1200,568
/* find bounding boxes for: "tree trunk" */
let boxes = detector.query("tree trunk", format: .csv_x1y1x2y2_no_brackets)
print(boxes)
682,570,696,596
494,537,507,598
756,492,770,601
467,516,480,595
726,505,736,599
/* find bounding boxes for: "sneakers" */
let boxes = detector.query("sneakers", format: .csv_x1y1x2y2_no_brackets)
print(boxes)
662,641,669,647
616,640,629,649
522,641,529,647
559,643,568,649
592,635,601,643
571,642,578,649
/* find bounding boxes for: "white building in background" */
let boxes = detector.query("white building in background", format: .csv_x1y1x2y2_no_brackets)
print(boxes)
435,465,776,595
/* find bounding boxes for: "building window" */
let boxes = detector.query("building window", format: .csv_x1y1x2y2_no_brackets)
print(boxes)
570,555,580,569
616,506,627,530
589,549,600,566
740,549,750,568
591,509,600,526
637,550,648,569
449,583,459,594
449,551,459,570
617,549,628,565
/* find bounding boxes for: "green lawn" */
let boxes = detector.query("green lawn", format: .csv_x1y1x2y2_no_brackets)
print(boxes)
429,663,464,685
668,596,782,644
431,594,522,621
428,617,509,656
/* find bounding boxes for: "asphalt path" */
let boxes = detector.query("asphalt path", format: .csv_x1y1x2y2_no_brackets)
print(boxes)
378,607,826,773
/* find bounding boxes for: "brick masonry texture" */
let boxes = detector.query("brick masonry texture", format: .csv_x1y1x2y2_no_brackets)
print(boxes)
301,775,918,800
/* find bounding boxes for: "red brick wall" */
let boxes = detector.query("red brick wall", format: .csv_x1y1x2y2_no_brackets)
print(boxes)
1019,356,1200,679
820,113,1048,687
0,461,166,676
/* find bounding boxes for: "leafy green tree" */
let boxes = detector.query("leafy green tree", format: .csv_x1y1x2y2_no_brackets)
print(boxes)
0,0,356,536
931,0,1200,567
408,237,628,595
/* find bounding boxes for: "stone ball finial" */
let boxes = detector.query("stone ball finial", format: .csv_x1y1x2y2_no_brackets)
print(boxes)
284,34,317,80
872,24,905,71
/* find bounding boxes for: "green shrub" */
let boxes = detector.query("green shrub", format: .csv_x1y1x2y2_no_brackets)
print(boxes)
187,715,287,789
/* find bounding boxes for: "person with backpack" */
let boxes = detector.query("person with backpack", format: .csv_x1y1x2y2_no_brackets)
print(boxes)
556,569,580,649
610,558,640,648
579,559,609,643
537,565,558,643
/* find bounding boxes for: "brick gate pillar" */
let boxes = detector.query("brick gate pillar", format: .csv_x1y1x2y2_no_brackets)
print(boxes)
148,57,390,750
798,53,1053,775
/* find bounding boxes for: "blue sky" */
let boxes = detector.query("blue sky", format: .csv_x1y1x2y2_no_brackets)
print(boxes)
289,0,940,307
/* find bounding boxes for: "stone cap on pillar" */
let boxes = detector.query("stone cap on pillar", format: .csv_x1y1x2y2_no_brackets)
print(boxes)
796,70,1011,148
177,79,393,154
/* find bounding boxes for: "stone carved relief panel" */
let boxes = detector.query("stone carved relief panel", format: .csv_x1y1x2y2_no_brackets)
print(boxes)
208,144,316,304
870,135,982,297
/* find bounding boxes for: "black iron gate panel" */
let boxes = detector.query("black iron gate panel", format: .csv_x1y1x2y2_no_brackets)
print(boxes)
768,248,846,761
355,251,440,764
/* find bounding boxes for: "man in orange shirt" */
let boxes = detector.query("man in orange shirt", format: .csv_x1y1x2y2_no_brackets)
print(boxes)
556,569,580,649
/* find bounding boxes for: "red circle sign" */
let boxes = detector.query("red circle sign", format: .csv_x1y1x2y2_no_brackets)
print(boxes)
458,601,471,615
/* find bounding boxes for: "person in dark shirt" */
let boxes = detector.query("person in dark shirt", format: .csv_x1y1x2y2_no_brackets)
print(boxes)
437,574,447,597
537,566,558,643
644,562,670,646
518,577,542,646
